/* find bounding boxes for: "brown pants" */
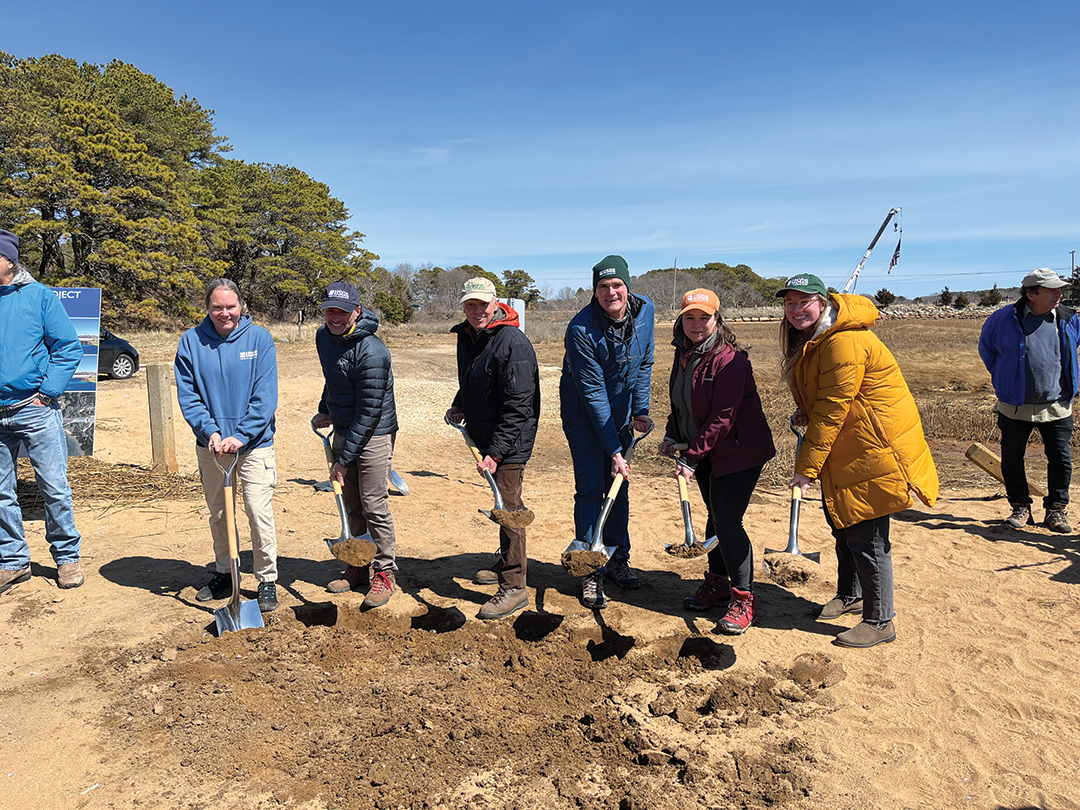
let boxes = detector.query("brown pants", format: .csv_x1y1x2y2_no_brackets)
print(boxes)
495,463,527,589
334,432,397,573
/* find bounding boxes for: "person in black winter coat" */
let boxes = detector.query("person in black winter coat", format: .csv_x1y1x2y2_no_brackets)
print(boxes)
311,282,399,608
446,277,540,620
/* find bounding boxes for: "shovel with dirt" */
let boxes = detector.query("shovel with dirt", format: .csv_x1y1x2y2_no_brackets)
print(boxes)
662,443,718,558
213,452,264,635
763,420,821,571
311,424,378,568
561,424,653,577
445,418,535,528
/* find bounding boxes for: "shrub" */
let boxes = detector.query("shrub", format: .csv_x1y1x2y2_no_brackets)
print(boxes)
979,285,1003,307
938,287,953,307
875,288,897,308
954,293,970,309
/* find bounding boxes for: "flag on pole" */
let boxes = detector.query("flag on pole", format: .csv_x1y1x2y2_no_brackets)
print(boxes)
888,238,902,273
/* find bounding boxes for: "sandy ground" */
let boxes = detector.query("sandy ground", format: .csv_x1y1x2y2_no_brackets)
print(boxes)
1,331,1078,810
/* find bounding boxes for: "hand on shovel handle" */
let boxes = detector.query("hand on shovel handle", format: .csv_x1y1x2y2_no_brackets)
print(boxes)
446,418,535,528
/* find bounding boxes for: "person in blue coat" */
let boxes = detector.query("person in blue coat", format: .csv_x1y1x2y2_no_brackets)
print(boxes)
0,229,85,595
560,255,654,608
978,268,1080,533
175,278,280,612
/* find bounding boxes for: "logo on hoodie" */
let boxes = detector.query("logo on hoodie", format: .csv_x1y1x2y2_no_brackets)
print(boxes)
239,350,259,361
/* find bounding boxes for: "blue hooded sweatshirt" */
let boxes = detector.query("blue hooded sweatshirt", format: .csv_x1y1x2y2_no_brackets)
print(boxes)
174,314,278,450
0,266,82,407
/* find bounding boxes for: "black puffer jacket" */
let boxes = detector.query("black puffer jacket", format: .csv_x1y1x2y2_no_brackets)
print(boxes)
316,306,397,465
451,303,540,465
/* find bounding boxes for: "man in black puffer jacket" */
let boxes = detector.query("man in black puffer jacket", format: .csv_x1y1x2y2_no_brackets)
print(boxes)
312,281,399,607
446,277,540,620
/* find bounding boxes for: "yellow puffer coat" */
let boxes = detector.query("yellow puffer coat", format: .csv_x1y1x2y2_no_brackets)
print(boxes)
789,294,938,528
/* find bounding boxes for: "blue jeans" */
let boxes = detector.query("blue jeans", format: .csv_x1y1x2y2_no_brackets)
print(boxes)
563,419,632,560
0,403,81,570
998,411,1072,509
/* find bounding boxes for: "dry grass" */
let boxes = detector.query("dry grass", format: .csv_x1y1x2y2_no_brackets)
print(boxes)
16,457,203,511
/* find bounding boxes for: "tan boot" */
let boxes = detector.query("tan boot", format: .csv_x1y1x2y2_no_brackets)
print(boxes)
58,562,84,589
327,565,367,593
362,571,396,608
477,586,528,620
835,620,896,648
0,567,31,595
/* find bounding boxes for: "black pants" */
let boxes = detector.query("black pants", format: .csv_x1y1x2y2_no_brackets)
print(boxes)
693,461,764,591
998,411,1072,509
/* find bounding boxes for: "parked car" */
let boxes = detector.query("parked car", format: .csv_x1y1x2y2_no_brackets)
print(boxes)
98,328,140,380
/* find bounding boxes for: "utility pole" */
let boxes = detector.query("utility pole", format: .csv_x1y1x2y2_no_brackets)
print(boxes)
672,258,678,311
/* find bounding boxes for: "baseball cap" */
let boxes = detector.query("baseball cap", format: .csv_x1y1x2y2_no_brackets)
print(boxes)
678,288,720,317
775,274,828,298
321,281,362,310
460,277,497,303
1022,268,1069,289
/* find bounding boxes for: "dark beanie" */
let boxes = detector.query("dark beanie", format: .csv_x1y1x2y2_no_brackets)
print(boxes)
0,230,18,264
592,255,630,290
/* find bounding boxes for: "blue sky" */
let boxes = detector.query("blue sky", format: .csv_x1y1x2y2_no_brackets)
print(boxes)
7,1,1080,299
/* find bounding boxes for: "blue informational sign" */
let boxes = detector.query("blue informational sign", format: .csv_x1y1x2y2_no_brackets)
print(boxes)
52,287,101,456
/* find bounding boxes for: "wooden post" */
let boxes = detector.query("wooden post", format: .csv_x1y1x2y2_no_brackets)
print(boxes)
964,442,1047,498
146,364,178,473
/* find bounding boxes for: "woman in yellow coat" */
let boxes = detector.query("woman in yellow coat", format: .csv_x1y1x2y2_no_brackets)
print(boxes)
777,274,938,648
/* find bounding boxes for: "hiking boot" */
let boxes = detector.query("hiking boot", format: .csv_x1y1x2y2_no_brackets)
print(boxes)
257,582,278,613
716,587,756,635
835,619,896,648
1044,506,1072,534
327,565,367,593
57,562,84,589
362,570,396,608
684,571,731,611
196,572,232,602
474,551,503,586
816,595,864,620
604,556,640,590
581,572,607,609
477,586,528,620
0,567,31,596
1004,504,1034,529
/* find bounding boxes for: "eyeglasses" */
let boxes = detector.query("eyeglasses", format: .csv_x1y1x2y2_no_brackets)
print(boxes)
783,298,818,312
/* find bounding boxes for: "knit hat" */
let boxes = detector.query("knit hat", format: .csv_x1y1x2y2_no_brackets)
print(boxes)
775,273,827,298
1022,268,1069,289
321,281,362,310
593,255,630,290
679,288,720,317
0,230,18,264
460,277,497,303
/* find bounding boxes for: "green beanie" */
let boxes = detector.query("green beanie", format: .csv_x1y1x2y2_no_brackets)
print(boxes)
592,255,630,290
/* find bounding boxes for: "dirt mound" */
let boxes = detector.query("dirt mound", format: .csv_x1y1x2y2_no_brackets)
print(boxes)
96,611,846,809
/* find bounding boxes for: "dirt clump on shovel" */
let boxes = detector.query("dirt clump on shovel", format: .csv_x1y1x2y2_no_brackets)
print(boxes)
561,549,610,576
668,543,708,559
490,506,535,528
763,552,817,586
330,536,377,567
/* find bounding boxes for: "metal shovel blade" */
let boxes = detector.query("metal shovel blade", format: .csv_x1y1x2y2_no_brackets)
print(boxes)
212,457,264,636
389,469,410,495
313,424,377,566
764,484,821,571
446,418,536,528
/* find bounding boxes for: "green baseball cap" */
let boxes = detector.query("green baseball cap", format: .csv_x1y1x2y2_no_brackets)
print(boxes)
775,273,827,298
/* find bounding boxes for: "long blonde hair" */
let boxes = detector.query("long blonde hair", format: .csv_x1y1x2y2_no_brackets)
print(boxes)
778,294,829,387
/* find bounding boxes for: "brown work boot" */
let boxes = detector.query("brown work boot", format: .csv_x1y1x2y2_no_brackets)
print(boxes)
327,565,367,593
1044,506,1071,534
835,619,896,648
58,562,84,589
684,571,731,611
1004,503,1034,529
477,586,528,620
474,551,503,585
363,570,396,608
0,567,31,595
816,595,864,620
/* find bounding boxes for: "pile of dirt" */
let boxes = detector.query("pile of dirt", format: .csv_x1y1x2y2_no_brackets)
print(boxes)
94,611,847,809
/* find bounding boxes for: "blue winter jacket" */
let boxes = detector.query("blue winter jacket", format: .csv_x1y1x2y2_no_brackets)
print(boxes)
560,294,655,456
174,315,278,450
978,298,1080,407
0,268,82,407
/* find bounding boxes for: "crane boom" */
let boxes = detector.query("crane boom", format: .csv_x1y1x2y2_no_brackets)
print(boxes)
841,208,902,294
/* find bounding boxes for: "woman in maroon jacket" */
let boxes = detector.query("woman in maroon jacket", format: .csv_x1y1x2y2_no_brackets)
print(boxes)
659,289,776,634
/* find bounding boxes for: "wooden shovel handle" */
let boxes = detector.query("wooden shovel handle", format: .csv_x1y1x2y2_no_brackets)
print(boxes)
224,484,239,560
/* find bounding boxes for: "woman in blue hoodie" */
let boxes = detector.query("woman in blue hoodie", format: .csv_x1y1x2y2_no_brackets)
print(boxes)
175,279,280,612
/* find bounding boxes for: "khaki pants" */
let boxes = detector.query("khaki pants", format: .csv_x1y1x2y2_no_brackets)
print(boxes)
334,432,397,573
196,444,278,582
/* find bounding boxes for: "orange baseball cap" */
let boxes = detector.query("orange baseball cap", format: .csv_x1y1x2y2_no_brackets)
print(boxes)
679,288,720,317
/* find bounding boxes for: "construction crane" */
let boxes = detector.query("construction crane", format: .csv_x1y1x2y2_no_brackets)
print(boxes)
841,208,902,294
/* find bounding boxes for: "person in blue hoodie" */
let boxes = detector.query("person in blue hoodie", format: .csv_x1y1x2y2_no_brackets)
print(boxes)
560,255,655,609
175,278,280,612
0,229,85,596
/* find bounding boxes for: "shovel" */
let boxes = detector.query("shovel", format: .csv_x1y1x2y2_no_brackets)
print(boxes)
389,469,410,496
213,452,264,635
764,420,821,569
662,443,718,558
561,424,653,576
311,424,377,568
445,418,534,528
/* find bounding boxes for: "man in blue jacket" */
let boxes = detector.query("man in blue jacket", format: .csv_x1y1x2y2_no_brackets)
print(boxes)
0,229,85,595
175,279,280,611
978,268,1080,532
560,255,654,608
